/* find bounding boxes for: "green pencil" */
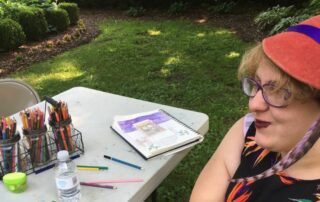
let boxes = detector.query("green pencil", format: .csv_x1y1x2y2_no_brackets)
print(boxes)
77,165,108,170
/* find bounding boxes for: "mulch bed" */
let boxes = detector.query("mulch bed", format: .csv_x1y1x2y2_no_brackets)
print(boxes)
0,9,262,78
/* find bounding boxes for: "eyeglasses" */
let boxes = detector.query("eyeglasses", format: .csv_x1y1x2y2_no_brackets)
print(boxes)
241,77,292,108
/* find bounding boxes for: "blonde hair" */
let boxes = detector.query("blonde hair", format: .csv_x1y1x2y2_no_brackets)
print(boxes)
237,43,320,102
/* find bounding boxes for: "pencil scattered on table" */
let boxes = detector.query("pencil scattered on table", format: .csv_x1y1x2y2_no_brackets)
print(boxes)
80,182,117,189
20,108,50,166
0,117,20,173
77,165,108,171
48,100,74,152
104,155,143,170
82,178,144,184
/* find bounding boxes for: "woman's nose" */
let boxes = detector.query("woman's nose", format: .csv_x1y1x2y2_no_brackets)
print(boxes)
249,90,269,112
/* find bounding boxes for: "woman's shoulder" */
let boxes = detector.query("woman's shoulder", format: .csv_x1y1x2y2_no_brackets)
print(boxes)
223,115,246,142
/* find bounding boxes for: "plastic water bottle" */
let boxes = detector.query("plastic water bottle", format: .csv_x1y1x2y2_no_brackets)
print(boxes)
55,150,81,202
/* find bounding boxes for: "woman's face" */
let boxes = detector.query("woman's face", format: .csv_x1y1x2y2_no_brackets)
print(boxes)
249,60,320,154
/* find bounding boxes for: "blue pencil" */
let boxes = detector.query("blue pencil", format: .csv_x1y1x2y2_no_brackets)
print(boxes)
104,155,143,170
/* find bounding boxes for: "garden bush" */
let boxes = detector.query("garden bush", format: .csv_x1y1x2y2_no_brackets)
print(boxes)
45,8,70,32
58,2,79,25
11,6,48,41
207,1,237,14
0,18,25,51
19,0,53,9
0,6,4,19
126,6,146,17
254,0,319,35
64,0,117,8
304,0,320,15
61,0,309,9
168,1,187,15
0,1,21,19
254,5,294,32
269,14,310,35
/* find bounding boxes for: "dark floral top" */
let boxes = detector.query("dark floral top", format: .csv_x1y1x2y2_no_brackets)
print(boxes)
225,122,320,202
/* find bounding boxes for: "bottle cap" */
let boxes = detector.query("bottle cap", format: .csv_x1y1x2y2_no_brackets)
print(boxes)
3,172,27,193
57,150,69,161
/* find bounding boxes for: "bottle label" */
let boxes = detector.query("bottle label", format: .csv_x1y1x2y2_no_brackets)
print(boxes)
56,176,78,190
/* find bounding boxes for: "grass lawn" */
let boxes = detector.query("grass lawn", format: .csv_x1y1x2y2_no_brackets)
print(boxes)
11,18,249,201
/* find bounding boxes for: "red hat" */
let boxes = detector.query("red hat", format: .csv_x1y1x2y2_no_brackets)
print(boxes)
262,15,320,89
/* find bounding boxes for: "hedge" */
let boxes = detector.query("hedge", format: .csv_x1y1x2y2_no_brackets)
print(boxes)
11,6,48,41
58,2,79,25
63,0,307,8
0,18,26,51
45,8,70,32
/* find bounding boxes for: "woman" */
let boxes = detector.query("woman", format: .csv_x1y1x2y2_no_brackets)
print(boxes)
190,15,320,201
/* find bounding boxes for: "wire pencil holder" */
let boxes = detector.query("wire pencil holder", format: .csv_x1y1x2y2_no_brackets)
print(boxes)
0,133,33,180
48,127,85,160
23,126,52,167
0,127,84,178
0,96,85,178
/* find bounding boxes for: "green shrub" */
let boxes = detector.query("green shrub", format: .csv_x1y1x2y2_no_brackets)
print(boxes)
168,2,187,15
45,8,70,32
255,0,319,36
19,0,53,9
0,18,26,51
208,1,237,14
254,5,295,32
0,1,22,19
58,2,79,25
305,0,320,15
11,6,48,41
0,6,4,19
269,14,310,35
125,6,145,17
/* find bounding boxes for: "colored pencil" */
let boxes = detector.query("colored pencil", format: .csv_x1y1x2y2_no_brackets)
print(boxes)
77,165,108,170
78,167,101,171
103,155,143,170
77,167,108,171
60,128,68,150
80,182,116,189
82,178,144,184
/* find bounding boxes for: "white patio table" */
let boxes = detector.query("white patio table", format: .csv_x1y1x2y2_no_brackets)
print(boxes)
0,87,209,202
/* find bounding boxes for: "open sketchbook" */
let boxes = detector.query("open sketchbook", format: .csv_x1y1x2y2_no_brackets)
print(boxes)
111,109,203,159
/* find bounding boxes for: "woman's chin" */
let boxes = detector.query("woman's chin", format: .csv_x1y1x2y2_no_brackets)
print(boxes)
255,134,274,151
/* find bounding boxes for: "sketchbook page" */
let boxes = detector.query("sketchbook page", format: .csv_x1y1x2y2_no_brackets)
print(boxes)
112,109,201,158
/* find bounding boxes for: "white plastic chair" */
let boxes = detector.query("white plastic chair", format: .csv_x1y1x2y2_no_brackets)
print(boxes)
0,79,40,117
